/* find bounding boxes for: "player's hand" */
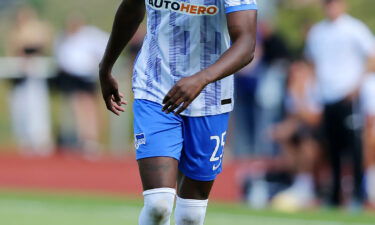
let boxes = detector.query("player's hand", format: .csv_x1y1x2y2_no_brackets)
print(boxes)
99,72,127,116
162,73,209,115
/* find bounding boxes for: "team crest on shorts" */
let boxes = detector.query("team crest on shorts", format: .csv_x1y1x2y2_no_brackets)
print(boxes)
135,133,146,149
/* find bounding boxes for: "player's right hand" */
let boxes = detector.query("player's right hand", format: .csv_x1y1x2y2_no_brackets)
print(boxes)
99,73,127,116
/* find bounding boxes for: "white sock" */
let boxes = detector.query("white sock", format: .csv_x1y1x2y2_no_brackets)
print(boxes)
139,188,176,225
174,196,208,225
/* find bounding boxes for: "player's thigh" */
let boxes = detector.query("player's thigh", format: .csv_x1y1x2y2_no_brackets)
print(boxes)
178,113,230,199
133,99,184,191
138,157,179,190
177,171,214,200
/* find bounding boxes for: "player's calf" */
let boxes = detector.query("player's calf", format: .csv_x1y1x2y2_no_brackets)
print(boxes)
175,196,208,225
139,188,175,225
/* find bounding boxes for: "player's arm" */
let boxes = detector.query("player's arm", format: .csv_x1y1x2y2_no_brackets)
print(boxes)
202,11,258,83
163,10,257,114
99,0,145,115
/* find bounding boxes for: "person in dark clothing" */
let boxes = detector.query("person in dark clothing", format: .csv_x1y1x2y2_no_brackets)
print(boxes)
305,0,375,207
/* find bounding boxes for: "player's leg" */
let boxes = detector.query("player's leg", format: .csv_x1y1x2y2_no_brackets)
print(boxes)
174,113,230,225
139,157,179,190
133,100,184,225
174,173,213,225
138,157,178,225
177,172,214,199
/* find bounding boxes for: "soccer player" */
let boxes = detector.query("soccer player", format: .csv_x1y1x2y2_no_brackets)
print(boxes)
99,0,257,224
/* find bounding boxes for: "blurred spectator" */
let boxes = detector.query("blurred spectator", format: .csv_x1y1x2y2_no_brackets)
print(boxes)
53,14,108,155
361,74,375,207
260,22,291,66
232,21,291,156
5,6,53,155
271,60,322,210
305,0,375,207
254,22,291,155
232,40,265,156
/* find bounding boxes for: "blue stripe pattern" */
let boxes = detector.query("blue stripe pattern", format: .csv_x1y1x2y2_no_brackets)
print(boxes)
201,0,222,114
145,7,162,98
169,0,191,83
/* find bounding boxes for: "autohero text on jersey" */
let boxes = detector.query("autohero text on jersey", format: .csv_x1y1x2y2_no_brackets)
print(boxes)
147,0,219,16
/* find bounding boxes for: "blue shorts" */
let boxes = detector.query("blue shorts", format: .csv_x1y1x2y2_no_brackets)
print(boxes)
133,99,229,181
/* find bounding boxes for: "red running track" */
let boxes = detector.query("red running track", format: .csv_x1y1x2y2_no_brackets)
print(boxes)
0,153,255,201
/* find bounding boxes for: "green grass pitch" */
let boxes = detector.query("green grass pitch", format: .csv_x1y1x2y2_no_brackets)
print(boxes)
0,189,374,225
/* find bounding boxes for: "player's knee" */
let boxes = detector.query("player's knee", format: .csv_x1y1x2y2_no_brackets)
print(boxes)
147,199,173,222
142,188,175,223
175,197,208,225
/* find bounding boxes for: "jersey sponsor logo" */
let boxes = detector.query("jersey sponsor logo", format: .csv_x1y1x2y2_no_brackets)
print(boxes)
134,133,146,149
147,0,219,16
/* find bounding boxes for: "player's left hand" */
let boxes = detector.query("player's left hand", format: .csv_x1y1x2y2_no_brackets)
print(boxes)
162,73,209,115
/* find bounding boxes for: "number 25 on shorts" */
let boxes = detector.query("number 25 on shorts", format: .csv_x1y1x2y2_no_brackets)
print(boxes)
210,132,226,171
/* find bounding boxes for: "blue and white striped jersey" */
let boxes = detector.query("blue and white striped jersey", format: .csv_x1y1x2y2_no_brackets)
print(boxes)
133,0,257,116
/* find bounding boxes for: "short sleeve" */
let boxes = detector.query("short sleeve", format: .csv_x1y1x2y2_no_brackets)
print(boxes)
355,22,375,57
224,0,258,14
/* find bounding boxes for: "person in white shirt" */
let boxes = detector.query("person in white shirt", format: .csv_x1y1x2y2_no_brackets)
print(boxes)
54,15,108,154
305,0,375,207
6,6,53,156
